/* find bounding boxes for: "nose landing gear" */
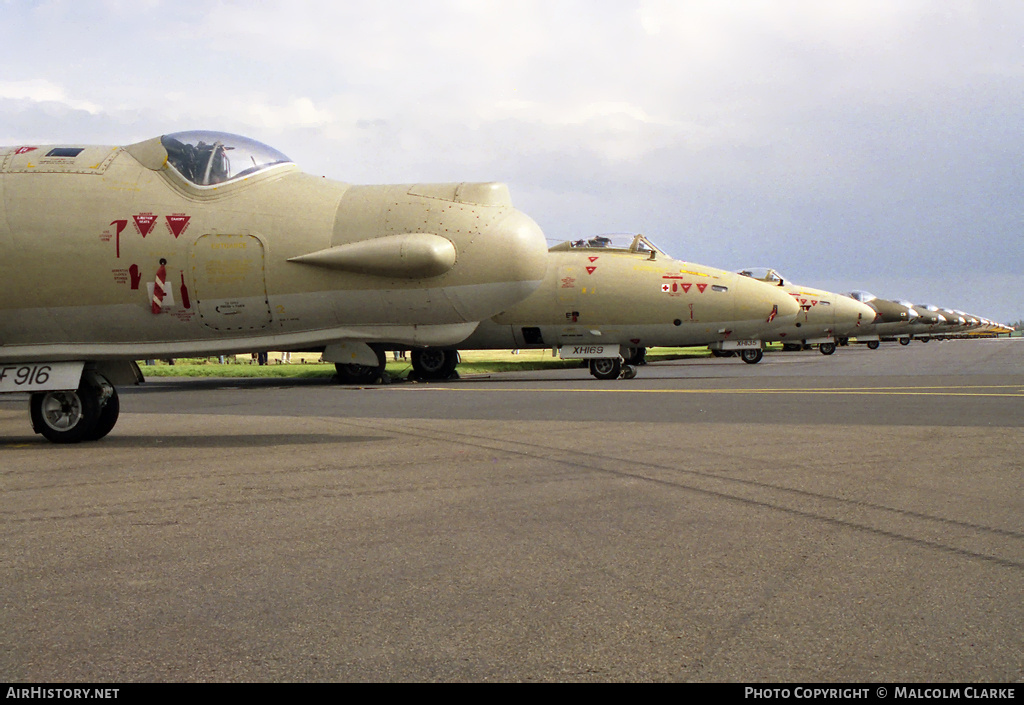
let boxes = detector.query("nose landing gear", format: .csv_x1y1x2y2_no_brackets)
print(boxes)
30,374,119,443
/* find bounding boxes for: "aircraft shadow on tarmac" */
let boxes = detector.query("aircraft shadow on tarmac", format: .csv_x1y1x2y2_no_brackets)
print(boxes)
0,433,385,449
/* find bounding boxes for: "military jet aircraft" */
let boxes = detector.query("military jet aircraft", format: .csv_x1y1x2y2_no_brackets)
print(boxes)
335,235,801,381
845,292,917,348
735,269,875,354
0,131,547,442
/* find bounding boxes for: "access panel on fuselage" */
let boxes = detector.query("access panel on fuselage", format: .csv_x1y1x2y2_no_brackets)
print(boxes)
191,233,272,331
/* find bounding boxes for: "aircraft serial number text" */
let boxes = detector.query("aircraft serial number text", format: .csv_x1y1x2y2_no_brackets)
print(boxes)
0,362,84,393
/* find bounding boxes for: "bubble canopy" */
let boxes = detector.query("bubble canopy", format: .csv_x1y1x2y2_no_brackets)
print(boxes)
160,131,293,186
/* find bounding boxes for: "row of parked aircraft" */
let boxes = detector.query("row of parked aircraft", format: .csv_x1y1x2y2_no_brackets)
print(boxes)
0,131,1012,442
336,238,1011,384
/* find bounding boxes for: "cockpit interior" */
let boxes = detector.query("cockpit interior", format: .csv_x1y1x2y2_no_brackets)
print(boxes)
161,131,293,186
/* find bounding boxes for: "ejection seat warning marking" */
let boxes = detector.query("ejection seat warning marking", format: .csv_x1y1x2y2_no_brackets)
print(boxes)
586,267,597,275
0,361,83,393
133,213,157,237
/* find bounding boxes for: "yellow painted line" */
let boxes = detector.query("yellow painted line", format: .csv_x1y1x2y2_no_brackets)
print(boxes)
394,386,1024,397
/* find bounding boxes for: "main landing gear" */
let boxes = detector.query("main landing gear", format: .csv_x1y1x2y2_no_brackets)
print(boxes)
334,345,388,384
29,373,119,443
410,348,459,381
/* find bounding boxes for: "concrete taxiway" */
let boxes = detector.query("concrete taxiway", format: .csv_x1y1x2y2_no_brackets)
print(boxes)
1,339,1021,681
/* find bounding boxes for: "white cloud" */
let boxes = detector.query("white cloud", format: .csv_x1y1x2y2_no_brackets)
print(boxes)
0,1,1021,321
0,79,103,114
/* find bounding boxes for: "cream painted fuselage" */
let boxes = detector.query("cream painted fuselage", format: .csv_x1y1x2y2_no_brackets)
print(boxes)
0,131,547,442
0,133,547,362
462,242,801,351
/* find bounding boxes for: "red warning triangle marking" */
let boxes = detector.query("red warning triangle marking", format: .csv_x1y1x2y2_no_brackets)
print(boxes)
696,283,707,293
133,214,157,237
588,256,599,262
681,283,692,292
166,215,190,238
585,266,597,275
15,146,37,155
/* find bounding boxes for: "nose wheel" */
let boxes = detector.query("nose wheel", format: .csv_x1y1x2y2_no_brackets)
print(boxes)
29,375,119,443
740,348,764,364
588,358,637,380
588,357,621,380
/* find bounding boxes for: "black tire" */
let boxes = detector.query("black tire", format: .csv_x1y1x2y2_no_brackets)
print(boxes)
623,347,647,365
589,358,621,380
782,343,802,352
740,348,763,364
30,386,101,443
334,345,386,384
86,386,120,441
866,341,880,350
819,342,836,355
411,348,459,380
899,337,911,346
711,349,735,358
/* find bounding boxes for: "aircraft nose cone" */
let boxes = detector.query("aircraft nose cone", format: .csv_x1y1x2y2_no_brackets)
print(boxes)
766,286,800,322
734,276,800,323
840,298,878,333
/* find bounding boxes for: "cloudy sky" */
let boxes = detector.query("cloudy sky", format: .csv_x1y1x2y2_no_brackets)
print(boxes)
3,0,1022,323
